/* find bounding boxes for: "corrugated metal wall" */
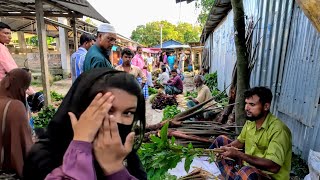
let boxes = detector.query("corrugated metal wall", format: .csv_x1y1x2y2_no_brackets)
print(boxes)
205,0,320,159
276,2,320,159
248,0,294,111
208,10,237,91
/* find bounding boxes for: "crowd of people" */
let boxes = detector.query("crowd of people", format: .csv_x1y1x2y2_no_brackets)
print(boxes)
0,21,293,180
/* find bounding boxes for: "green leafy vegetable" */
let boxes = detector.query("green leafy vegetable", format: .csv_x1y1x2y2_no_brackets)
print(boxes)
138,123,204,180
33,105,57,128
148,87,158,95
185,91,198,98
162,105,181,121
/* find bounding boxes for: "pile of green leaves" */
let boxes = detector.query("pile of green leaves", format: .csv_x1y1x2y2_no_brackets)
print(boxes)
204,72,218,91
185,91,198,98
162,105,181,121
138,123,202,180
33,105,57,129
148,87,158,95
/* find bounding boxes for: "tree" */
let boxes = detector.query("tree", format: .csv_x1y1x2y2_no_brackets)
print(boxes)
195,0,215,27
131,21,201,47
85,17,97,26
176,22,202,43
231,0,249,131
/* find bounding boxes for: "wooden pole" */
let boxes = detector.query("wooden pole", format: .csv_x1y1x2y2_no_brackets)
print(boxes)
35,0,51,106
72,17,78,51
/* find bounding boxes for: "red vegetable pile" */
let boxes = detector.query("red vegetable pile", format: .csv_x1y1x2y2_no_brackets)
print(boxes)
151,93,178,110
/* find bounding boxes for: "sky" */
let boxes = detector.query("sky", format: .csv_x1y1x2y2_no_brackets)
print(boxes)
86,0,200,38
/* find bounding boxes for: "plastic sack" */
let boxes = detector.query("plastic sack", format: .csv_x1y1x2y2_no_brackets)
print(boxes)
304,150,320,180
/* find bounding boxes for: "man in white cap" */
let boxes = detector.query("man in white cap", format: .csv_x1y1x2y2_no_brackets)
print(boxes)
83,23,117,71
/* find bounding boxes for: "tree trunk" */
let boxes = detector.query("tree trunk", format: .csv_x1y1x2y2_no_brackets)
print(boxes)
231,0,250,132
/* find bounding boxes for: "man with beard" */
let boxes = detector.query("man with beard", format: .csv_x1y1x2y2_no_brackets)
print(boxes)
187,75,216,120
115,48,146,88
209,87,292,180
83,23,116,71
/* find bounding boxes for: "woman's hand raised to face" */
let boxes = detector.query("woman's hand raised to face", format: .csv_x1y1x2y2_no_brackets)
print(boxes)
93,115,135,175
69,92,114,143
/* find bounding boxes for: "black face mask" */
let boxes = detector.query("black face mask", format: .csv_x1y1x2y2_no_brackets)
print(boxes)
117,123,133,145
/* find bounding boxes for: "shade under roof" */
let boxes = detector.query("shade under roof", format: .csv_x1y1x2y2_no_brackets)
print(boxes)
0,0,109,23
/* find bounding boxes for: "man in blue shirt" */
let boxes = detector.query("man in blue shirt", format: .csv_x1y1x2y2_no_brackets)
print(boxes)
70,33,94,82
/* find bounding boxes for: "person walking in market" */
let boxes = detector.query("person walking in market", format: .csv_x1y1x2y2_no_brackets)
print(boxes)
209,87,292,180
0,22,37,96
131,46,149,99
70,33,95,83
167,52,175,70
0,22,44,121
115,48,147,89
146,53,153,72
83,23,117,71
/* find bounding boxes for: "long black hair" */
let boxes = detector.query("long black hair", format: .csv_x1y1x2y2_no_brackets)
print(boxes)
23,68,147,180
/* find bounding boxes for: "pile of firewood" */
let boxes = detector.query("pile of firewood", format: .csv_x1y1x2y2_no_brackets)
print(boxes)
145,97,239,148
178,168,218,180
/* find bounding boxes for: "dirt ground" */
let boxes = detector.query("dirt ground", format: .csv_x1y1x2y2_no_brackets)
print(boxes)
33,73,196,126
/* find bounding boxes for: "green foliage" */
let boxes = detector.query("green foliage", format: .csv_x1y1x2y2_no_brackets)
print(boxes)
131,21,201,46
26,36,55,46
185,91,198,98
211,88,228,105
33,105,56,129
195,0,215,27
39,90,64,102
50,91,64,101
162,105,181,121
148,87,158,95
204,72,218,91
85,17,97,26
138,123,202,180
204,72,228,104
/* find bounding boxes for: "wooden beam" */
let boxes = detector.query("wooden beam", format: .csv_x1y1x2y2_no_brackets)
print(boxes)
72,17,78,51
35,0,51,106
42,0,69,13
16,21,36,31
2,0,35,11
0,12,83,17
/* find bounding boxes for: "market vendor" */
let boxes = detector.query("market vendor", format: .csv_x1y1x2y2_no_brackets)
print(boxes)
187,75,216,120
210,87,292,180
154,67,170,88
164,69,183,95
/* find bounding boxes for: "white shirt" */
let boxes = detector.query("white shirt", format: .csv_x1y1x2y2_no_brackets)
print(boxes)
147,57,153,65
157,72,170,85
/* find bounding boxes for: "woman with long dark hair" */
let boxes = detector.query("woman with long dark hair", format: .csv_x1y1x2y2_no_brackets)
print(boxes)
0,68,33,178
23,68,147,180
